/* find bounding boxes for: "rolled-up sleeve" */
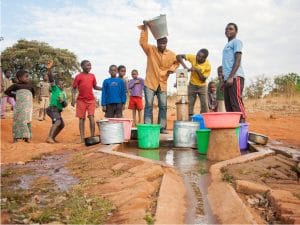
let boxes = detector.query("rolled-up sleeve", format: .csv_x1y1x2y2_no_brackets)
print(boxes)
168,57,180,73
139,29,150,55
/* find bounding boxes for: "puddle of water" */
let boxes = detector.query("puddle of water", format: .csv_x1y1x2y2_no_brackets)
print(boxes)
4,154,79,192
121,142,217,224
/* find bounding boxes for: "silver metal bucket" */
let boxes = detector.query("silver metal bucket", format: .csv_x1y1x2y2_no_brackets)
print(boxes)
147,14,168,40
97,120,124,144
173,121,200,148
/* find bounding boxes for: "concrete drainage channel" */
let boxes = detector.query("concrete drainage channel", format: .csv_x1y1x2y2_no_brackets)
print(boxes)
116,140,217,224
100,135,299,224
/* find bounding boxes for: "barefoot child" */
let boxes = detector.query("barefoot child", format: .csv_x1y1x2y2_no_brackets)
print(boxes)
207,81,218,112
128,69,144,126
71,60,102,143
101,65,126,118
37,73,51,121
45,61,67,143
5,70,35,143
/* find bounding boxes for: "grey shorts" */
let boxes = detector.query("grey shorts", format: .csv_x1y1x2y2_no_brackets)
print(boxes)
46,106,62,123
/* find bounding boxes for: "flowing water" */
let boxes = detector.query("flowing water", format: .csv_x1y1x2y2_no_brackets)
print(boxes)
2,153,78,192
121,141,218,224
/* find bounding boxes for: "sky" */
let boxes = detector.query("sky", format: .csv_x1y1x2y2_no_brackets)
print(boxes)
1,0,300,93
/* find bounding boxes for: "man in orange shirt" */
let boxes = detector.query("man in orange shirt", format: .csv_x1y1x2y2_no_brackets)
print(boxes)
139,22,179,134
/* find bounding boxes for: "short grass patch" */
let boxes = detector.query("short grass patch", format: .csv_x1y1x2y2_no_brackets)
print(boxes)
144,213,155,225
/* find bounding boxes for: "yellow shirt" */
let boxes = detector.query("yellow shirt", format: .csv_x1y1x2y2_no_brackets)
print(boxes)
186,54,211,86
140,29,179,92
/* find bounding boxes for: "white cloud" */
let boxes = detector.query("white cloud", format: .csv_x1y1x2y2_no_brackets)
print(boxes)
1,0,300,93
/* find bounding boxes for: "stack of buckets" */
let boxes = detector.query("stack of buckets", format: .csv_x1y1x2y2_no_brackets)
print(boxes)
237,123,249,150
192,115,249,154
192,114,211,154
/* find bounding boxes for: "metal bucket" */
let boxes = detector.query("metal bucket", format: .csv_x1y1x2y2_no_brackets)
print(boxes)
147,14,168,40
173,121,200,148
176,102,189,121
97,120,124,144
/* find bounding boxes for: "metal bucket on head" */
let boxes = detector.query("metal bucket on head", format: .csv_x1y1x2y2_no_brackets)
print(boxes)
97,120,124,144
173,121,200,148
147,14,168,40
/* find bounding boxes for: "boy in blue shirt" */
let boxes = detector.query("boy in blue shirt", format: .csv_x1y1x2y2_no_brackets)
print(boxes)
222,22,246,122
101,65,126,118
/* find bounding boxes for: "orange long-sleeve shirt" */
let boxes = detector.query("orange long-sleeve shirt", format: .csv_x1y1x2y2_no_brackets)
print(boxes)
140,29,179,92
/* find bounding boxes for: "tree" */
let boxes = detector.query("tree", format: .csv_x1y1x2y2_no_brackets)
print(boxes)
273,73,300,97
1,39,80,87
244,75,274,99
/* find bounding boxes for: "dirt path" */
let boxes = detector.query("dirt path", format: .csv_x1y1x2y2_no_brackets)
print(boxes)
246,111,300,148
1,100,300,165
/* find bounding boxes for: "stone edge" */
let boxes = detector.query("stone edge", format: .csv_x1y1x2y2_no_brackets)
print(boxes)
207,143,275,224
97,143,186,224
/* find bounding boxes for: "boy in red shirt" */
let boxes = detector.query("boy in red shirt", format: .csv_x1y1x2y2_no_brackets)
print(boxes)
71,60,102,143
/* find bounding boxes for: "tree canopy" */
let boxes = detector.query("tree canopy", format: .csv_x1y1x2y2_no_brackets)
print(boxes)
1,39,80,87
244,73,300,99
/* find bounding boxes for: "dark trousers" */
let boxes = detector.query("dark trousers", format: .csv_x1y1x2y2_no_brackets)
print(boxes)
106,103,123,118
224,76,246,119
46,106,64,124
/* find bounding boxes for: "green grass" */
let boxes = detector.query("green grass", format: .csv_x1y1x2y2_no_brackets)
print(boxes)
1,189,31,212
238,168,252,175
1,168,14,177
31,154,43,161
144,213,155,225
112,169,125,176
2,188,114,224
65,189,113,224
220,167,234,183
222,173,234,183
198,166,208,175
259,172,272,178
31,208,57,224
293,193,300,200
290,165,300,174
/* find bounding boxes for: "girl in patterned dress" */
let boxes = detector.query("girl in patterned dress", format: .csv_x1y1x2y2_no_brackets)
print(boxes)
5,70,35,143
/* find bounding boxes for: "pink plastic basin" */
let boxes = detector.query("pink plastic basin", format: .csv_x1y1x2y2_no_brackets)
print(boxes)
202,112,242,128
107,118,133,141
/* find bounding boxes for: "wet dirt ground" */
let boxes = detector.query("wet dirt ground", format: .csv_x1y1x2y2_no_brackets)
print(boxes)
1,146,187,224
1,150,115,224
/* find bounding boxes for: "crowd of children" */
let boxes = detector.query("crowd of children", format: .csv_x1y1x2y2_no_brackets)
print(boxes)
0,59,145,144
0,60,224,144
1,22,244,143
